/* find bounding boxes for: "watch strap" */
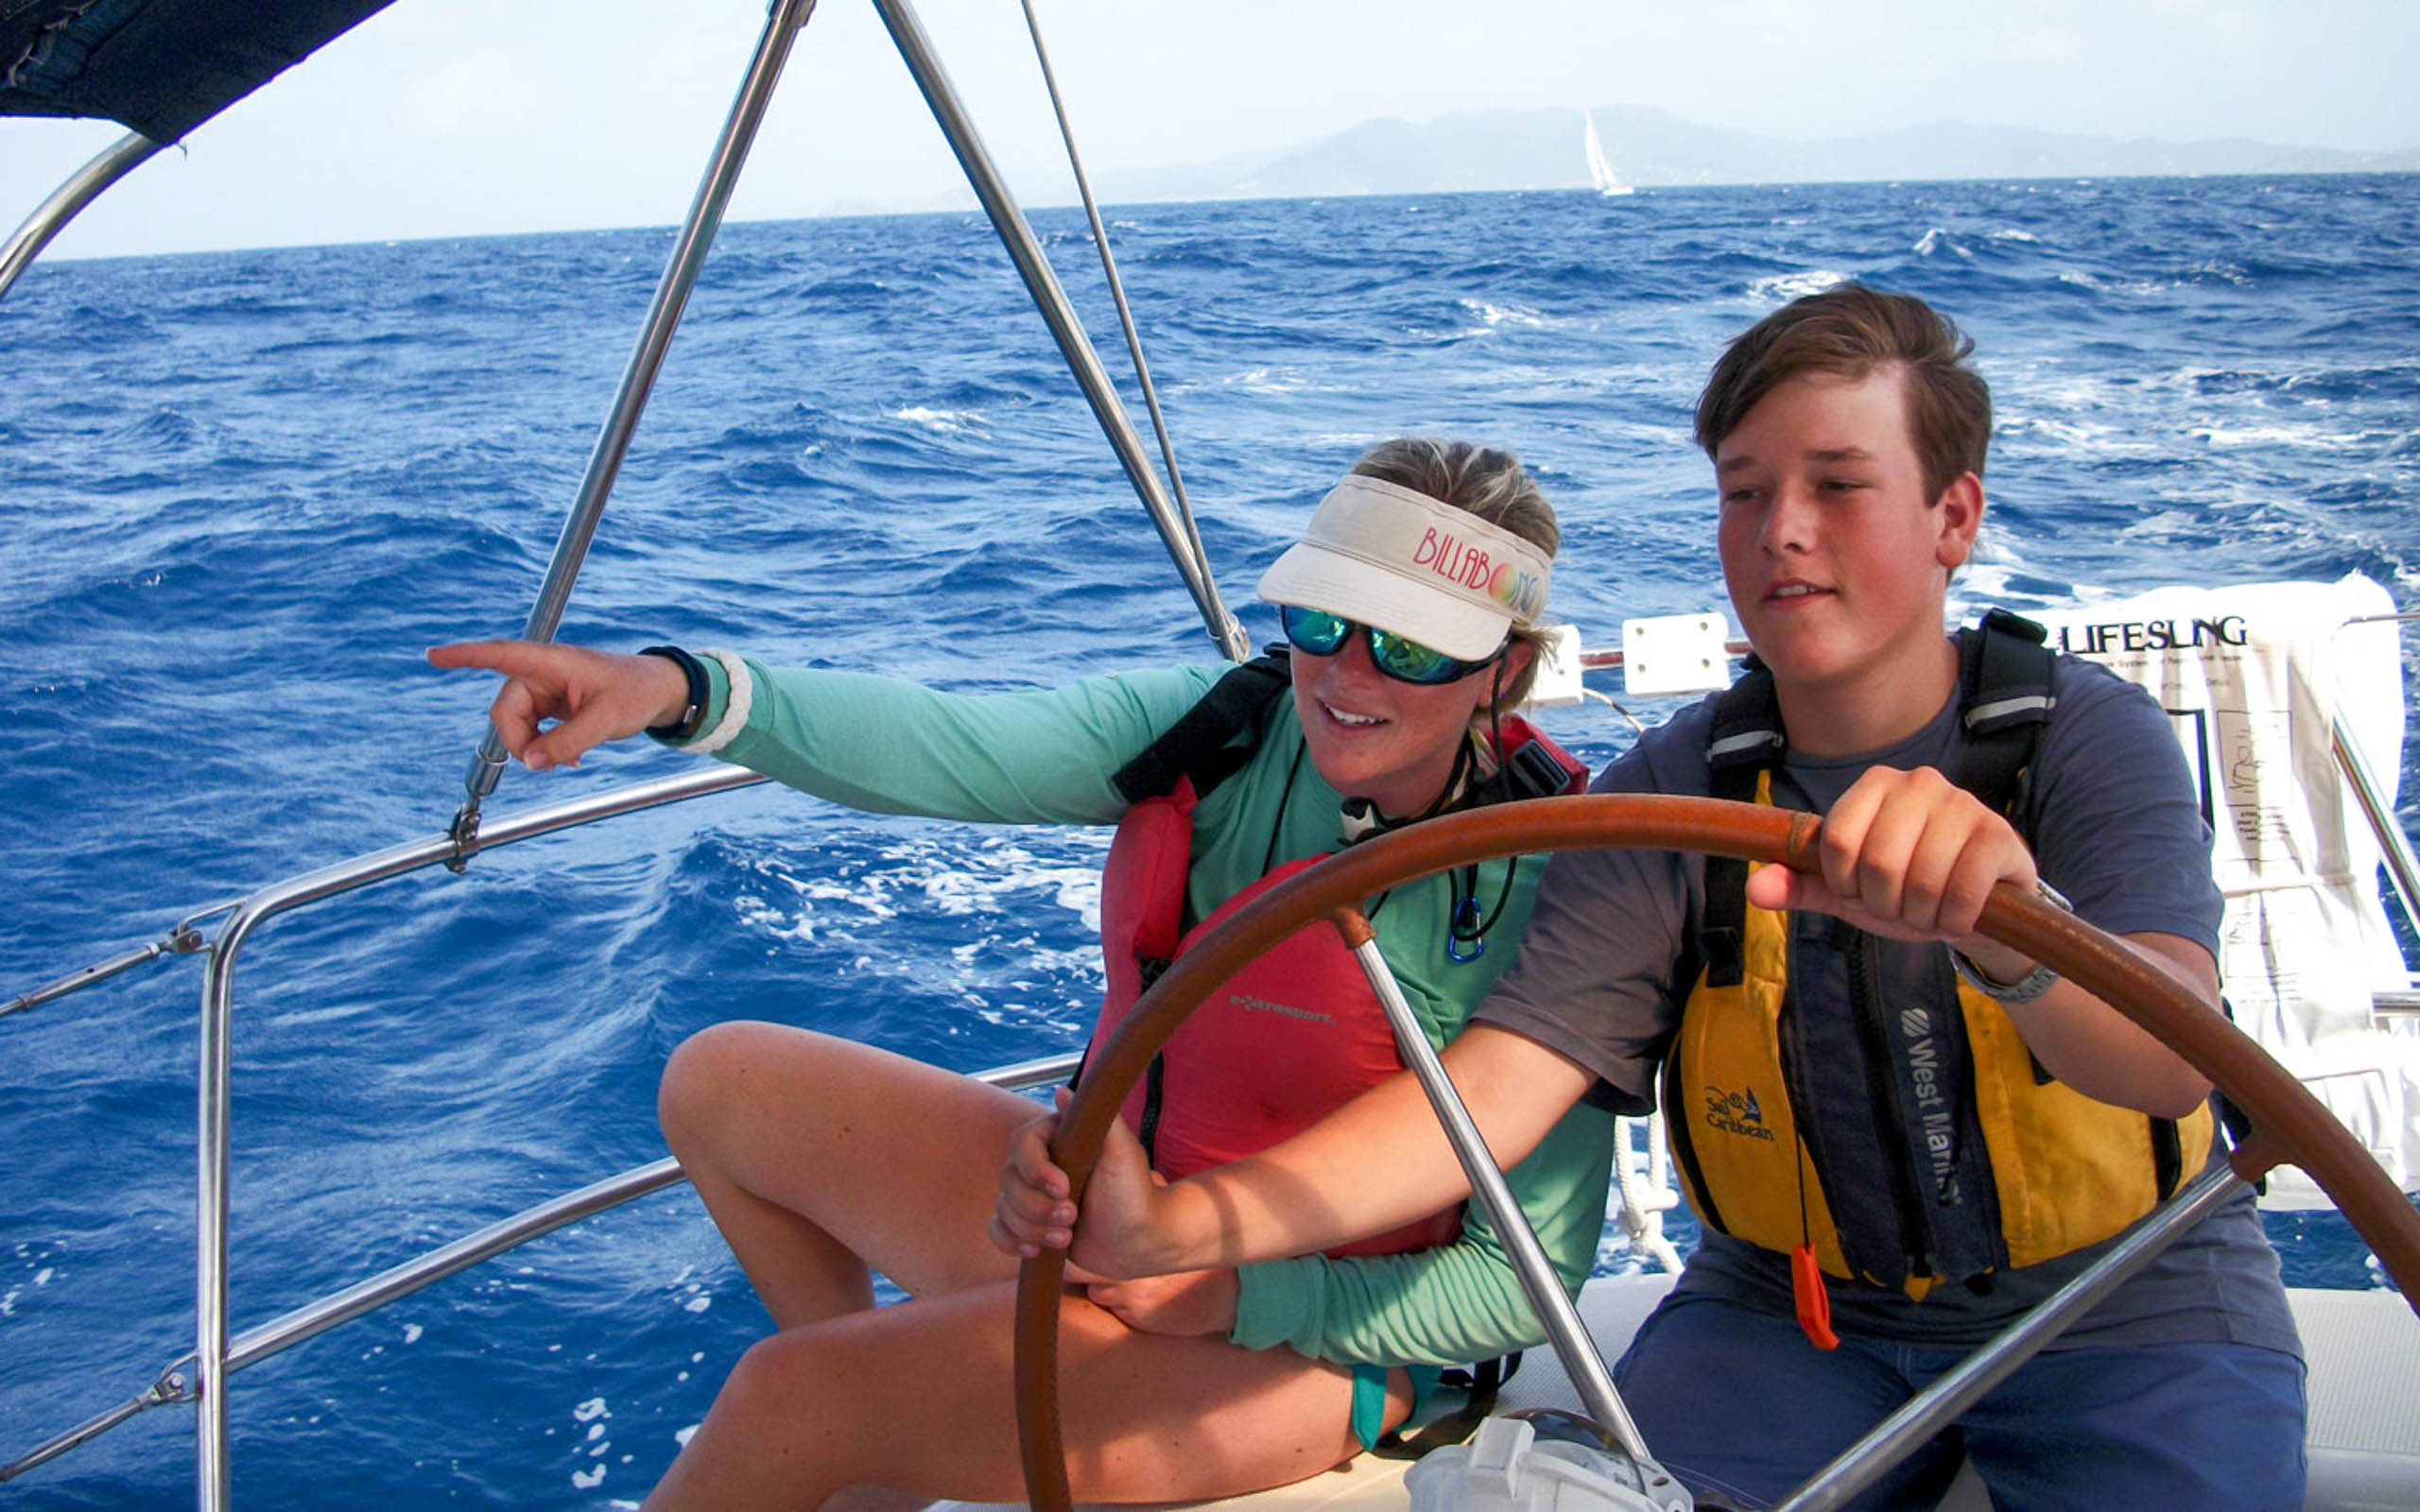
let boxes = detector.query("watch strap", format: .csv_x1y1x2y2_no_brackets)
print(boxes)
639,644,710,742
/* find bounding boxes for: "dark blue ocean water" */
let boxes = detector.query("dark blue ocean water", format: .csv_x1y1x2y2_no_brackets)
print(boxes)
4,175,2417,1506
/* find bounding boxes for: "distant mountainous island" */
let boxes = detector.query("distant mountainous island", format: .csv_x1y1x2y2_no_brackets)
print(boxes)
1075,105,2420,206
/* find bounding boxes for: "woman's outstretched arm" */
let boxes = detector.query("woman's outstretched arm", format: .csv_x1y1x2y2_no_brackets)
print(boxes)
426,640,691,768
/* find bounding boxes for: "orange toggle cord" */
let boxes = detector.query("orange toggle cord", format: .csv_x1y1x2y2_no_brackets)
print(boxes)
1791,1244,1840,1350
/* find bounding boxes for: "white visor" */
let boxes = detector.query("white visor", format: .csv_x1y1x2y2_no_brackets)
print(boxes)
1255,474,1553,662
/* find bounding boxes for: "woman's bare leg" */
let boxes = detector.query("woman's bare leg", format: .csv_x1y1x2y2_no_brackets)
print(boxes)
658,1023,1035,1328
646,1280,1412,1510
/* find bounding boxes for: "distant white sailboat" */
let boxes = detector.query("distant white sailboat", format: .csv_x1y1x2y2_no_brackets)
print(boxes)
1584,109,1634,197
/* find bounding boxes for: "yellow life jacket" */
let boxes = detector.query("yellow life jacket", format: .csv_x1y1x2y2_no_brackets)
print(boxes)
1664,615,2214,1299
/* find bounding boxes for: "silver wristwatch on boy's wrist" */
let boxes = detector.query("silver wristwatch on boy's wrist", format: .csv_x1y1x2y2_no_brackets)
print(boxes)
1949,877,2071,1005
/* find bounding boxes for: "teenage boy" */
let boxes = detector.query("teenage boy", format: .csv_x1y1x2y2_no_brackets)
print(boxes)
998,284,2305,1508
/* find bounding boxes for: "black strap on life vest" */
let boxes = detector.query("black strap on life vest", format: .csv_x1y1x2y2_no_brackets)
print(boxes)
1955,610,2188,1198
1110,649,1292,806
1953,607,2058,831
1694,611,2059,988
1699,653,1785,989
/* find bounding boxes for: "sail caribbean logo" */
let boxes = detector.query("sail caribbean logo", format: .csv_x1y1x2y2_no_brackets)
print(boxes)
1703,1084,1774,1142
1411,525,1547,618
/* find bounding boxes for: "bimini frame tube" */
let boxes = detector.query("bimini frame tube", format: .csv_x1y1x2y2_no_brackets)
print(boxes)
0,130,164,303
870,0,1251,666
449,0,819,860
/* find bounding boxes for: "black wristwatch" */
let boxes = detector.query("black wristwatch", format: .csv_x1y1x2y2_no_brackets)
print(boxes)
640,644,710,742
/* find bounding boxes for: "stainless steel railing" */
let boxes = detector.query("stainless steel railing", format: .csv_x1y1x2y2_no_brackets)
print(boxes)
4,934,1076,1488
192,763,772,1503
10,765,763,1489
2338,713,2420,956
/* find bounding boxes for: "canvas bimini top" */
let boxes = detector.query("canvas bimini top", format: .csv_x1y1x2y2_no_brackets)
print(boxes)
1,0,395,143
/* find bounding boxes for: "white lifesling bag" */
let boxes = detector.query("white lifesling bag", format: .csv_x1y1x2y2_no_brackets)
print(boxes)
2032,576,2420,1205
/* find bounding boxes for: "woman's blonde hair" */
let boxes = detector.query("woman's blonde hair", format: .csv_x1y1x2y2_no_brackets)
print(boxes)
1349,437,1560,713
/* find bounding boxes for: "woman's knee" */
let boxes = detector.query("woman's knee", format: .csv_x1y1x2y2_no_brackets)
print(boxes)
688,1327,892,1494
718,1316,955,1455
723,1326,838,1416
660,1022,743,1143
660,1021,826,1141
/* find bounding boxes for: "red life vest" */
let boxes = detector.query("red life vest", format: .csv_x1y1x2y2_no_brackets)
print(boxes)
1087,670,1585,1259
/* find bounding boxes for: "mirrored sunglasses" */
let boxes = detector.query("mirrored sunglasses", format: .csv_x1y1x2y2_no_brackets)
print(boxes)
1279,604,1500,686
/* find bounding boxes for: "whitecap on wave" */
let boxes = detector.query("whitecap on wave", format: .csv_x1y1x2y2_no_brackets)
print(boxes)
1457,298,1547,329
735,837,1107,954
891,405,988,435
2057,263,2251,296
1996,411,2161,456
1911,227,1975,259
1206,366,1344,396
2191,423,2365,452
1745,269,1849,303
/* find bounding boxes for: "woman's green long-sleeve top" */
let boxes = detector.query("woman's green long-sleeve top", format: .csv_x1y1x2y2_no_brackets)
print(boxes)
668,652,1617,1367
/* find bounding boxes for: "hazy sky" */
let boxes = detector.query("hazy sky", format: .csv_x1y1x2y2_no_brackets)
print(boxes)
5,0,2415,261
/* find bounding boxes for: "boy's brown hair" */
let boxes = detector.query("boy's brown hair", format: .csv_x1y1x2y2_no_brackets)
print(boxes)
1693,284,1992,504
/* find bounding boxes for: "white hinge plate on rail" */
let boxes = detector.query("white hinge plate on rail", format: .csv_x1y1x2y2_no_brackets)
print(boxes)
1523,623,1586,709
1622,612,1733,697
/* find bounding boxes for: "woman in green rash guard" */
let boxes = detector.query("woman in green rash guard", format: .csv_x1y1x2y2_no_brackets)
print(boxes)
426,437,1618,1510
